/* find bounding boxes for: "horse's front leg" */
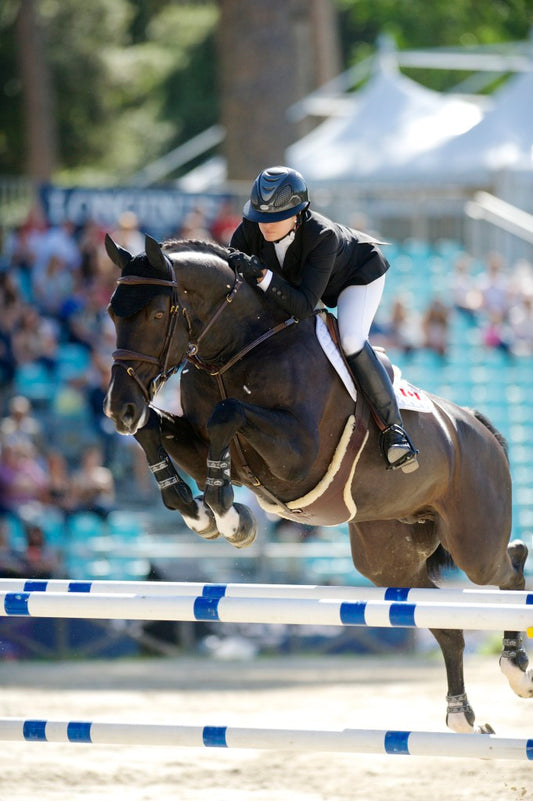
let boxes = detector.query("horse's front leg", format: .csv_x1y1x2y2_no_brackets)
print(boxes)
204,399,257,548
134,407,220,541
204,397,315,549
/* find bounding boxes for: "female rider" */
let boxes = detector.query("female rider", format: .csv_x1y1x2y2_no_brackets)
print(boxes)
228,165,418,473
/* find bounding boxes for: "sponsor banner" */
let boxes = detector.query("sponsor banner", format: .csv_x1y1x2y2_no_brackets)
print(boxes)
39,184,231,239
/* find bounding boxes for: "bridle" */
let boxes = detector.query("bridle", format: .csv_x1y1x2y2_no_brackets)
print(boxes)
111,272,183,402
111,259,298,403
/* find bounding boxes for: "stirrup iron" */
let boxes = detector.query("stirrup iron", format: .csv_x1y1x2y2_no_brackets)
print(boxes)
380,424,419,473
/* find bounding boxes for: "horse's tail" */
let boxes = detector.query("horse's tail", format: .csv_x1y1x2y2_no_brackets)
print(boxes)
426,544,456,582
469,407,510,463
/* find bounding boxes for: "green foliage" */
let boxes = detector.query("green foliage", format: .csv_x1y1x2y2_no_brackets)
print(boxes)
0,0,218,180
1,0,531,180
334,0,532,91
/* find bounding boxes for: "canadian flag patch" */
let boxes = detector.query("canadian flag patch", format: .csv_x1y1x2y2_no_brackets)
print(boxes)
396,380,434,413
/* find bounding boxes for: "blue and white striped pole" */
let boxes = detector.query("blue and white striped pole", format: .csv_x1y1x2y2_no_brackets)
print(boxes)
0,578,531,606
1,590,533,633
1,717,531,760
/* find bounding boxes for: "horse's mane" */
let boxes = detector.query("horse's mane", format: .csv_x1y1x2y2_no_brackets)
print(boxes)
162,238,231,263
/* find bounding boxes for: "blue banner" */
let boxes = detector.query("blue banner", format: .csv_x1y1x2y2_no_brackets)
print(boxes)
39,184,231,239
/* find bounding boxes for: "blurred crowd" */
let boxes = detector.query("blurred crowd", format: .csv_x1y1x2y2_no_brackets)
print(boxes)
0,202,242,578
373,250,533,360
0,200,532,579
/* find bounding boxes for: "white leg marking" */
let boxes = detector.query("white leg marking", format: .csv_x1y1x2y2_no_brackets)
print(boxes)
500,655,533,697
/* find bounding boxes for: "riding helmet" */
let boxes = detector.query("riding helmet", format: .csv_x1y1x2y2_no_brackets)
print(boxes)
243,166,309,223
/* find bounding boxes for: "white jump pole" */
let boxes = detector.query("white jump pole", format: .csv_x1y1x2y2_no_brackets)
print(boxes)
1,591,533,633
1,718,531,760
0,578,531,606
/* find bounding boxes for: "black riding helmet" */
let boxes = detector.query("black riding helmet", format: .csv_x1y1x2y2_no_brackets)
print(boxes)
243,166,310,223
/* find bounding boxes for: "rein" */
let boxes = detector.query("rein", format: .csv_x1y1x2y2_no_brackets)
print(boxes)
111,265,298,399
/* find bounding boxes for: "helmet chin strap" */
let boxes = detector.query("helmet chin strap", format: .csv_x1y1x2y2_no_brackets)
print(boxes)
272,213,302,243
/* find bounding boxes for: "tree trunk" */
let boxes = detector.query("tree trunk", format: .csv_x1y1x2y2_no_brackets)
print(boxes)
217,0,340,182
15,0,57,180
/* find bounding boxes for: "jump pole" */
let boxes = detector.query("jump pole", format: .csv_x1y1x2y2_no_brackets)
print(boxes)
0,578,531,606
1,590,533,633
0,718,531,760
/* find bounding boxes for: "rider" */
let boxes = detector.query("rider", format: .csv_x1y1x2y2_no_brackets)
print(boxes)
228,165,419,473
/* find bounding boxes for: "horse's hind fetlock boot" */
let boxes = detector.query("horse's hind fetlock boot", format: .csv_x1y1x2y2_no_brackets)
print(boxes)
346,342,419,473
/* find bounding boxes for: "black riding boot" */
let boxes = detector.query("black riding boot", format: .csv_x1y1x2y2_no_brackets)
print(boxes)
347,342,419,473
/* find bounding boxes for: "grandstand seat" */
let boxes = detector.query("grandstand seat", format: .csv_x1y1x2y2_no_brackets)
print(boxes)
106,510,146,542
55,343,91,382
14,361,56,405
66,511,107,542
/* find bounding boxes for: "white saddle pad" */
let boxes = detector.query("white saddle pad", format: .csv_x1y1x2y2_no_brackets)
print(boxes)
315,314,433,414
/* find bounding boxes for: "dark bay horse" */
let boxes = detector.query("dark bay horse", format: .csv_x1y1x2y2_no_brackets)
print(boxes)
103,233,532,733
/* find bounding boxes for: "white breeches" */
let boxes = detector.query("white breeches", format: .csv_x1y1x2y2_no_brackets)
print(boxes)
337,274,386,357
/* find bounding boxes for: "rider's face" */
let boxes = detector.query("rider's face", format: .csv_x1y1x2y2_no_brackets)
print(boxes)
258,216,297,242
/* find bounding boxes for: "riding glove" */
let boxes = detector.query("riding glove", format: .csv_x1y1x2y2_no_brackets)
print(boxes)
228,251,265,284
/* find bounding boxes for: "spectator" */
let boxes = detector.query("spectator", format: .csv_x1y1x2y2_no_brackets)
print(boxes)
77,218,107,286
11,305,59,372
386,294,422,355
210,200,241,245
0,518,26,578
0,441,51,519
46,449,75,517
482,310,513,356
111,211,144,254
421,297,450,358
0,395,44,453
31,252,75,317
70,445,116,519
509,295,533,356
450,254,482,320
478,252,513,322
17,513,62,579
179,207,212,240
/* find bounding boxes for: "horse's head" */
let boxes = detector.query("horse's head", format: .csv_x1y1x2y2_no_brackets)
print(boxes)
104,233,192,434
104,233,250,435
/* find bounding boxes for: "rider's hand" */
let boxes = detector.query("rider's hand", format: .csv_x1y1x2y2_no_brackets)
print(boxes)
228,251,265,284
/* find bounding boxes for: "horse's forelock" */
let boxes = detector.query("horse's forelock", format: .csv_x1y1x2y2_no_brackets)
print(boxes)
110,250,173,317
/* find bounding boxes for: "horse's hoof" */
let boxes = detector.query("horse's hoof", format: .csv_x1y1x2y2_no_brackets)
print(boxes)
196,522,221,541
500,655,533,697
224,503,257,549
508,539,528,571
184,499,221,541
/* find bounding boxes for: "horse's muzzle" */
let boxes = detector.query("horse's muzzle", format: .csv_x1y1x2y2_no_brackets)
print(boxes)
103,382,149,435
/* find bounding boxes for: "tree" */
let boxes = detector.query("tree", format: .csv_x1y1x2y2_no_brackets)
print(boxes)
15,0,56,179
217,0,342,181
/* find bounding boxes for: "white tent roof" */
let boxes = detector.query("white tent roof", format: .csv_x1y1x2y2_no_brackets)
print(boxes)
286,56,484,184
412,66,533,184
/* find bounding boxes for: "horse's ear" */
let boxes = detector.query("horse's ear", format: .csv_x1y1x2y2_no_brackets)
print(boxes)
145,235,169,276
105,234,133,270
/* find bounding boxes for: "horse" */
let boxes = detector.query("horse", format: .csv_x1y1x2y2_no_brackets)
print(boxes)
103,233,532,734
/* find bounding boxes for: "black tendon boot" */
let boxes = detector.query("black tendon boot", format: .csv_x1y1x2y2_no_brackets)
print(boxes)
347,342,419,473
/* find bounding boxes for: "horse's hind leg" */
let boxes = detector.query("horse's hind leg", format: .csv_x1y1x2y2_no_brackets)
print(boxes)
498,540,533,698
349,519,492,733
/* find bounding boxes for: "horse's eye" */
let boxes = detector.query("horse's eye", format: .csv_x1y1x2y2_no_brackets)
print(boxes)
154,312,164,320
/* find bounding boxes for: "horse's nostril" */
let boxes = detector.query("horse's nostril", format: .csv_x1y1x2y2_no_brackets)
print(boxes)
122,403,137,423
